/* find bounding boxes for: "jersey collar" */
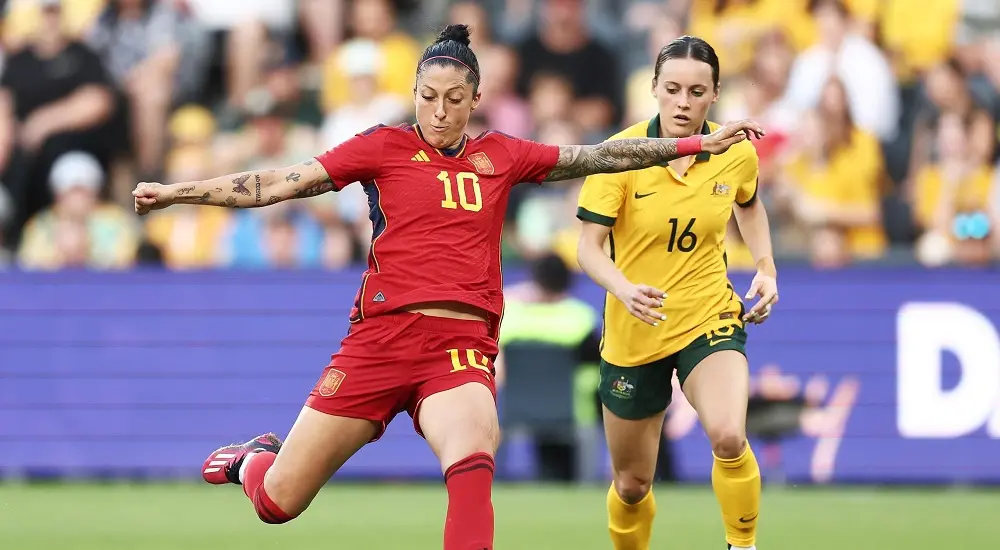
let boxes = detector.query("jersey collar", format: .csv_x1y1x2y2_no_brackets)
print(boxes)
413,124,468,158
646,115,712,163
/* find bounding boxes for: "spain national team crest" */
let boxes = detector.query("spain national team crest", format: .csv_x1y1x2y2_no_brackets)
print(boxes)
318,369,347,397
468,152,495,175
712,182,731,196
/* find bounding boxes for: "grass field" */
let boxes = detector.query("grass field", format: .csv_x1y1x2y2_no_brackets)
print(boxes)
0,483,994,549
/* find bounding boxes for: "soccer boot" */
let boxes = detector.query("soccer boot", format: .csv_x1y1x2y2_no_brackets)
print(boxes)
202,432,283,485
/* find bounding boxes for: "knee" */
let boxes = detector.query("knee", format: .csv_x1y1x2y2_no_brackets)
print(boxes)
614,473,654,505
707,427,746,459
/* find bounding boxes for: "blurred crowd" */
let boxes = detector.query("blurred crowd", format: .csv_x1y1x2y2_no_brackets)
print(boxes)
0,0,997,272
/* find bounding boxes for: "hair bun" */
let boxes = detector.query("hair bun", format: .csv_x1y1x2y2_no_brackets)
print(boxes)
435,24,472,47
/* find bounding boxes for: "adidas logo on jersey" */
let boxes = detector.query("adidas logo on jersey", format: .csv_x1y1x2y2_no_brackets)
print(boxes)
372,291,386,303
411,150,431,162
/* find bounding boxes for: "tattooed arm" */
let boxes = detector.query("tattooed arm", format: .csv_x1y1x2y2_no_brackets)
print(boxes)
133,159,334,215
543,119,766,182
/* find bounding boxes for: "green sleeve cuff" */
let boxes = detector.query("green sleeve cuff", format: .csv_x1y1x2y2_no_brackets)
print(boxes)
736,180,759,208
577,207,616,226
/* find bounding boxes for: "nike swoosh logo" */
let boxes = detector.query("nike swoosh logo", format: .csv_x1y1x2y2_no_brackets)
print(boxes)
739,513,758,523
708,338,732,346
634,192,656,199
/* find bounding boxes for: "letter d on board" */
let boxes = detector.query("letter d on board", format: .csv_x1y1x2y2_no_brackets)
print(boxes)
897,303,1000,438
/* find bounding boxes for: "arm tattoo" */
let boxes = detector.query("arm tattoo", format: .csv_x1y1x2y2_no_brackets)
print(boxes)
543,138,681,182
292,181,336,199
173,163,335,209
290,164,335,199
232,174,251,196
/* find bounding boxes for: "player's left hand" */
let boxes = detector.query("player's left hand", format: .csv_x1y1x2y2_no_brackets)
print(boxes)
743,272,778,325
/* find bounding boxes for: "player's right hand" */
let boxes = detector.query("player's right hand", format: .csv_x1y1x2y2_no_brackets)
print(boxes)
133,182,173,216
701,119,765,155
615,283,668,326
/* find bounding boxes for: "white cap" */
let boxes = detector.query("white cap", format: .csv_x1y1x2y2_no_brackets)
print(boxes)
49,151,104,195
338,39,382,77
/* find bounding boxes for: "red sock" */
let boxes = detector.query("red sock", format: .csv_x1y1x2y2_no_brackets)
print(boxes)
241,452,293,524
443,452,495,550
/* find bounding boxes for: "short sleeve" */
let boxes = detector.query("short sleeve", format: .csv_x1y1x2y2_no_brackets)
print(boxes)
315,126,388,190
509,137,560,184
734,146,760,207
577,171,627,227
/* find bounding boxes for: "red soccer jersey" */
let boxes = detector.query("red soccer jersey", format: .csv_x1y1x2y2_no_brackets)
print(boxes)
315,124,560,338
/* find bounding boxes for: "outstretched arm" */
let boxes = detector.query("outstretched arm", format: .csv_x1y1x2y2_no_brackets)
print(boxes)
544,119,764,182
134,158,333,215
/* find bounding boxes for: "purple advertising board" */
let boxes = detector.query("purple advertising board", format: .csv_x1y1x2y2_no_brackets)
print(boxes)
1,267,998,484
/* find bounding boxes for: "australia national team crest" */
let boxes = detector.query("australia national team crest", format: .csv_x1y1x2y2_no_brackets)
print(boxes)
468,152,495,175
609,376,635,400
318,368,347,397
711,182,731,197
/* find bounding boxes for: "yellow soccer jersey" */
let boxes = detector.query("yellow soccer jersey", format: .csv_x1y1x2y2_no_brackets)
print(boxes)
577,117,758,367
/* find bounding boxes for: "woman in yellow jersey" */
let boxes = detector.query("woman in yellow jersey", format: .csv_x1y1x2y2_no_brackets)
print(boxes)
576,36,777,550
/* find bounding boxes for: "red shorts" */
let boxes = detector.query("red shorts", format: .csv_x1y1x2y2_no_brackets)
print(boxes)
305,312,498,441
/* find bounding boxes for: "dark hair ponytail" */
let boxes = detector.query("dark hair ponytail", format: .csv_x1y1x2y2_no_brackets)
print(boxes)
653,36,721,89
416,24,481,93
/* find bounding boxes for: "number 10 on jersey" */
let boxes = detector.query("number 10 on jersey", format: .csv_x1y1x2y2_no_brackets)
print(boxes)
438,171,482,212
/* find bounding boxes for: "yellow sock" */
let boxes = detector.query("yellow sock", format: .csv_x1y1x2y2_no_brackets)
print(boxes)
607,484,656,550
711,442,761,548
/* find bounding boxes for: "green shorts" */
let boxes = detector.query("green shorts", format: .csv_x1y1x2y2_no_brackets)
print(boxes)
598,325,748,420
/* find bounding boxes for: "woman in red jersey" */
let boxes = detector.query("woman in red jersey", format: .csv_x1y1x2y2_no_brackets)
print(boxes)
133,25,762,550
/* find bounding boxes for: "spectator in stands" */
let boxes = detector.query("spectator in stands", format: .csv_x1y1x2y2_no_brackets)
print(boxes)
510,119,581,262
318,39,405,260
453,1,532,139
18,151,139,270
322,0,420,113
907,59,996,198
320,40,408,153
623,8,682,126
2,0,105,50
515,0,620,136
89,0,207,180
775,77,887,268
688,0,815,80
297,0,346,65
220,200,324,270
913,113,997,267
144,145,230,270
476,45,532,139
717,30,798,185
527,73,575,131
497,252,602,482
879,0,959,85
88,0,192,180
783,0,899,142
0,0,116,246
185,0,296,114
